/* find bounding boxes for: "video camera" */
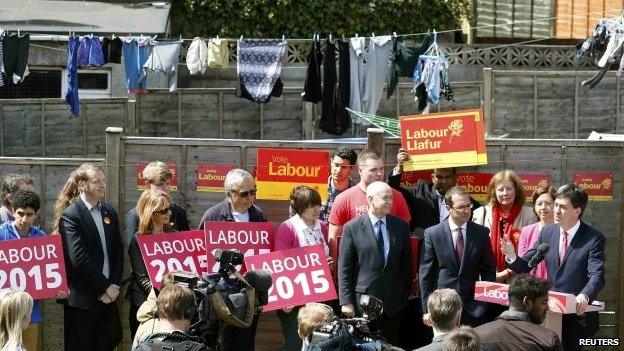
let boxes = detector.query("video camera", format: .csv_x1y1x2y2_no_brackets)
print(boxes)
170,249,272,348
307,295,403,350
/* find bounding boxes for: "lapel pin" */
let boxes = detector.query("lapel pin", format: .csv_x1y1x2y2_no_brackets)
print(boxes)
103,216,111,225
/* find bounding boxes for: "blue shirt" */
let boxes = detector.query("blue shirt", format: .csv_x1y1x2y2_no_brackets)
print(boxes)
0,221,46,324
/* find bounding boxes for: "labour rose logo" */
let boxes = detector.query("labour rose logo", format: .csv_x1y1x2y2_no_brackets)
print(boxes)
448,119,463,142
602,178,612,190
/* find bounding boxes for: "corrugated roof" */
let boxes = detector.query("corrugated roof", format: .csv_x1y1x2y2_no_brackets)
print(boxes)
0,1,171,34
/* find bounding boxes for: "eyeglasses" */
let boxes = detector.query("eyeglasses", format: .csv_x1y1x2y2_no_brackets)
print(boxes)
154,207,171,215
451,204,473,211
231,188,257,198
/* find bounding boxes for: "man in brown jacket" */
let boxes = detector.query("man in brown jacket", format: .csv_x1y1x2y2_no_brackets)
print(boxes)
474,274,563,351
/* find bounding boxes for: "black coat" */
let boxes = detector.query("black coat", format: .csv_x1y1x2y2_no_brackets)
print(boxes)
197,198,268,229
60,198,123,309
125,203,189,245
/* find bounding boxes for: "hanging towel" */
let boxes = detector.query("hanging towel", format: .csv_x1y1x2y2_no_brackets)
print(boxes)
348,36,366,117
186,37,208,74
65,36,80,117
102,37,122,64
336,39,351,133
207,38,229,69
302,39,322,103
122,37,150,94
3,32,30,84
0,29,5,88
237,39,286,103
386,35,432,98
77,36,104,67
143,40,181,92
319,39,337,133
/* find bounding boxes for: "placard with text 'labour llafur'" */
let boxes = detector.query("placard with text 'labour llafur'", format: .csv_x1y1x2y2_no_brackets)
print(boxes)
400,108,487,171
256,148,330,201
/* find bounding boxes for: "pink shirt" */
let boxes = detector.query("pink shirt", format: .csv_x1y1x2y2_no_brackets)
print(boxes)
275,215,329,252
518,222,548,279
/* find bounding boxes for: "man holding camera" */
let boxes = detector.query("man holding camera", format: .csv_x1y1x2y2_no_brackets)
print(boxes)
135,283,209,351
338,181,412,345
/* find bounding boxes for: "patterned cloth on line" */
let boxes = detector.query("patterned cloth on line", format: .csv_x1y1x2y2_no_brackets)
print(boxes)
236,39,286,103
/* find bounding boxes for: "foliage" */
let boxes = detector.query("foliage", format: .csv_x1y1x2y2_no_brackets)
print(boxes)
171,0,472,39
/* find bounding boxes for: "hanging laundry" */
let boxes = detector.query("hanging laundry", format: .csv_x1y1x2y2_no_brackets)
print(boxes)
207,38,229,70
386,34,432,98
302,36,322,103
143,40,181,92
3,32,30,84
186,37,208,74
236,38,286,103
412,32,453,106
336,39,351,133
236,76,283,103
349,36,393,123
319,39,337,133
77,35,104,67
65,36,80,117
102,37,122,64
579,19,623,88
121,37,150,94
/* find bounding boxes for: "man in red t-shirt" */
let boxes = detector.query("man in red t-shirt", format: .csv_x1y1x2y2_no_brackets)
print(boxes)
328,150,411,258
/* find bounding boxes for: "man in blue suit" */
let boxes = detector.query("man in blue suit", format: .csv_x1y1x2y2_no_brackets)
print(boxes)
504,184,605,351
419,186,496,328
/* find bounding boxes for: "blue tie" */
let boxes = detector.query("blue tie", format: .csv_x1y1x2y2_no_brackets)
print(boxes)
376,220,385,263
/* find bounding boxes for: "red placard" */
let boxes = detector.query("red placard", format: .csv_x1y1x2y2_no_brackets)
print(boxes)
474,281,576,314
196,164,237,192
256,148,330,201
573,172,614,201
518,173,551,201
204,222,274,273
456,172,493,202
137,162,178,191
245,245,337,312
400,108,487,171
0,235,68,299
138,231,208,290
401,170,431,188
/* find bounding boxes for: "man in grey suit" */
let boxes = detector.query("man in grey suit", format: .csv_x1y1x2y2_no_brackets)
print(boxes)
338,181,412,345
415,289,462,351
419,186,496,327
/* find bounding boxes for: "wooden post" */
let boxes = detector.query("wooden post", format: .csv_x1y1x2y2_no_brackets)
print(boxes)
367,128,384,156
617,143,624,341
483,68,493,136
127,99,137,135
105,127,123,211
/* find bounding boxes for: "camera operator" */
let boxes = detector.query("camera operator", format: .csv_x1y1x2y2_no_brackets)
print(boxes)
298,303,335,349
134,283,209,351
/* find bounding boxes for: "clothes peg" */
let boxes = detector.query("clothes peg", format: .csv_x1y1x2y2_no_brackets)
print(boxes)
329,34,332,43
393,32,397,37
282,34,285,41
216,35,219,40
372,32,375,38
342,34,346,41
355,33,359,38
239,35,244,42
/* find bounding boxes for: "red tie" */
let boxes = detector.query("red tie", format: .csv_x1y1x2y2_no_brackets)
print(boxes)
559,231,569,264
456,227,464,262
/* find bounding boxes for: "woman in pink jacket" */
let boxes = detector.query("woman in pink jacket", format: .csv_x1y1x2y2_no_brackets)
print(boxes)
517,184,556,279
274,185,333,351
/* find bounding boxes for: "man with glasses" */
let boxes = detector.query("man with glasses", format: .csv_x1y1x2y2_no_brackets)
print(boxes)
126,161,189,244
420,186,495,328
197,168,266,351
388,149,481,236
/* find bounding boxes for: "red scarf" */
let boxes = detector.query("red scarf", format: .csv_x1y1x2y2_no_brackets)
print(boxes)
490,203,522,271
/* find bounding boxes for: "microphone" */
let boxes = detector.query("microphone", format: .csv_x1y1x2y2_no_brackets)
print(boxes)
527,243,550,268
243,269,273,306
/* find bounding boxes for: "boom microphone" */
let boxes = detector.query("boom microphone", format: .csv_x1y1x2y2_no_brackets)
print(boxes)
243,269,273,306
528,243,550,268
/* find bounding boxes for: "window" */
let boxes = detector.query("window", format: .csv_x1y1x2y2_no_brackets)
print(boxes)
62,69,111,98
0,69,62,98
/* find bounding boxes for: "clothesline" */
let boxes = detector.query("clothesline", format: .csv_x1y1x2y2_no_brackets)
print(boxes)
18,7,624,44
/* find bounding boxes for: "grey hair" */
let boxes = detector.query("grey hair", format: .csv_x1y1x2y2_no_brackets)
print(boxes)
224,169,254,193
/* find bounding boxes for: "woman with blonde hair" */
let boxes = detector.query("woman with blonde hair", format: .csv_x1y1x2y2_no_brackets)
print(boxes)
472,170,536,282
0,289,34,351
127,189,175,338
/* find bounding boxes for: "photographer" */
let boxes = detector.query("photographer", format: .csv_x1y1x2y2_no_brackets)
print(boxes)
134,283,209,351
298,303,335,349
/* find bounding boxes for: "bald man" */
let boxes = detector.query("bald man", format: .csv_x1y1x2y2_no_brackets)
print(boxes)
338,181,412,345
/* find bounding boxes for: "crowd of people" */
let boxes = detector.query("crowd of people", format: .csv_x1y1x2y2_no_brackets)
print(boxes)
0,145,607,351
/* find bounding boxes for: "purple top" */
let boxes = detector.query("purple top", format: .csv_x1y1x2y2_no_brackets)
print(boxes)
518,222,548,280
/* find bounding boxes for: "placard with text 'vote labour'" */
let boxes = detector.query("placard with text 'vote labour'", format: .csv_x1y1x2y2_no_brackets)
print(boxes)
573,172,614,201
399,108,487,171
256,148,330,202
196,164,237,192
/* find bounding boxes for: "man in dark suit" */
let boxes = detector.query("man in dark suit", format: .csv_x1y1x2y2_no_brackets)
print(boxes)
504,184,605,351
420,186,496,327
59,164,124,351
415,289,462,351
388,149,481,235
126,161,189,244
339,181,412,345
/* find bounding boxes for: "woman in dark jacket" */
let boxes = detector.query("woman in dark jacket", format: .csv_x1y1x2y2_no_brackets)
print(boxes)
127,189,175,338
